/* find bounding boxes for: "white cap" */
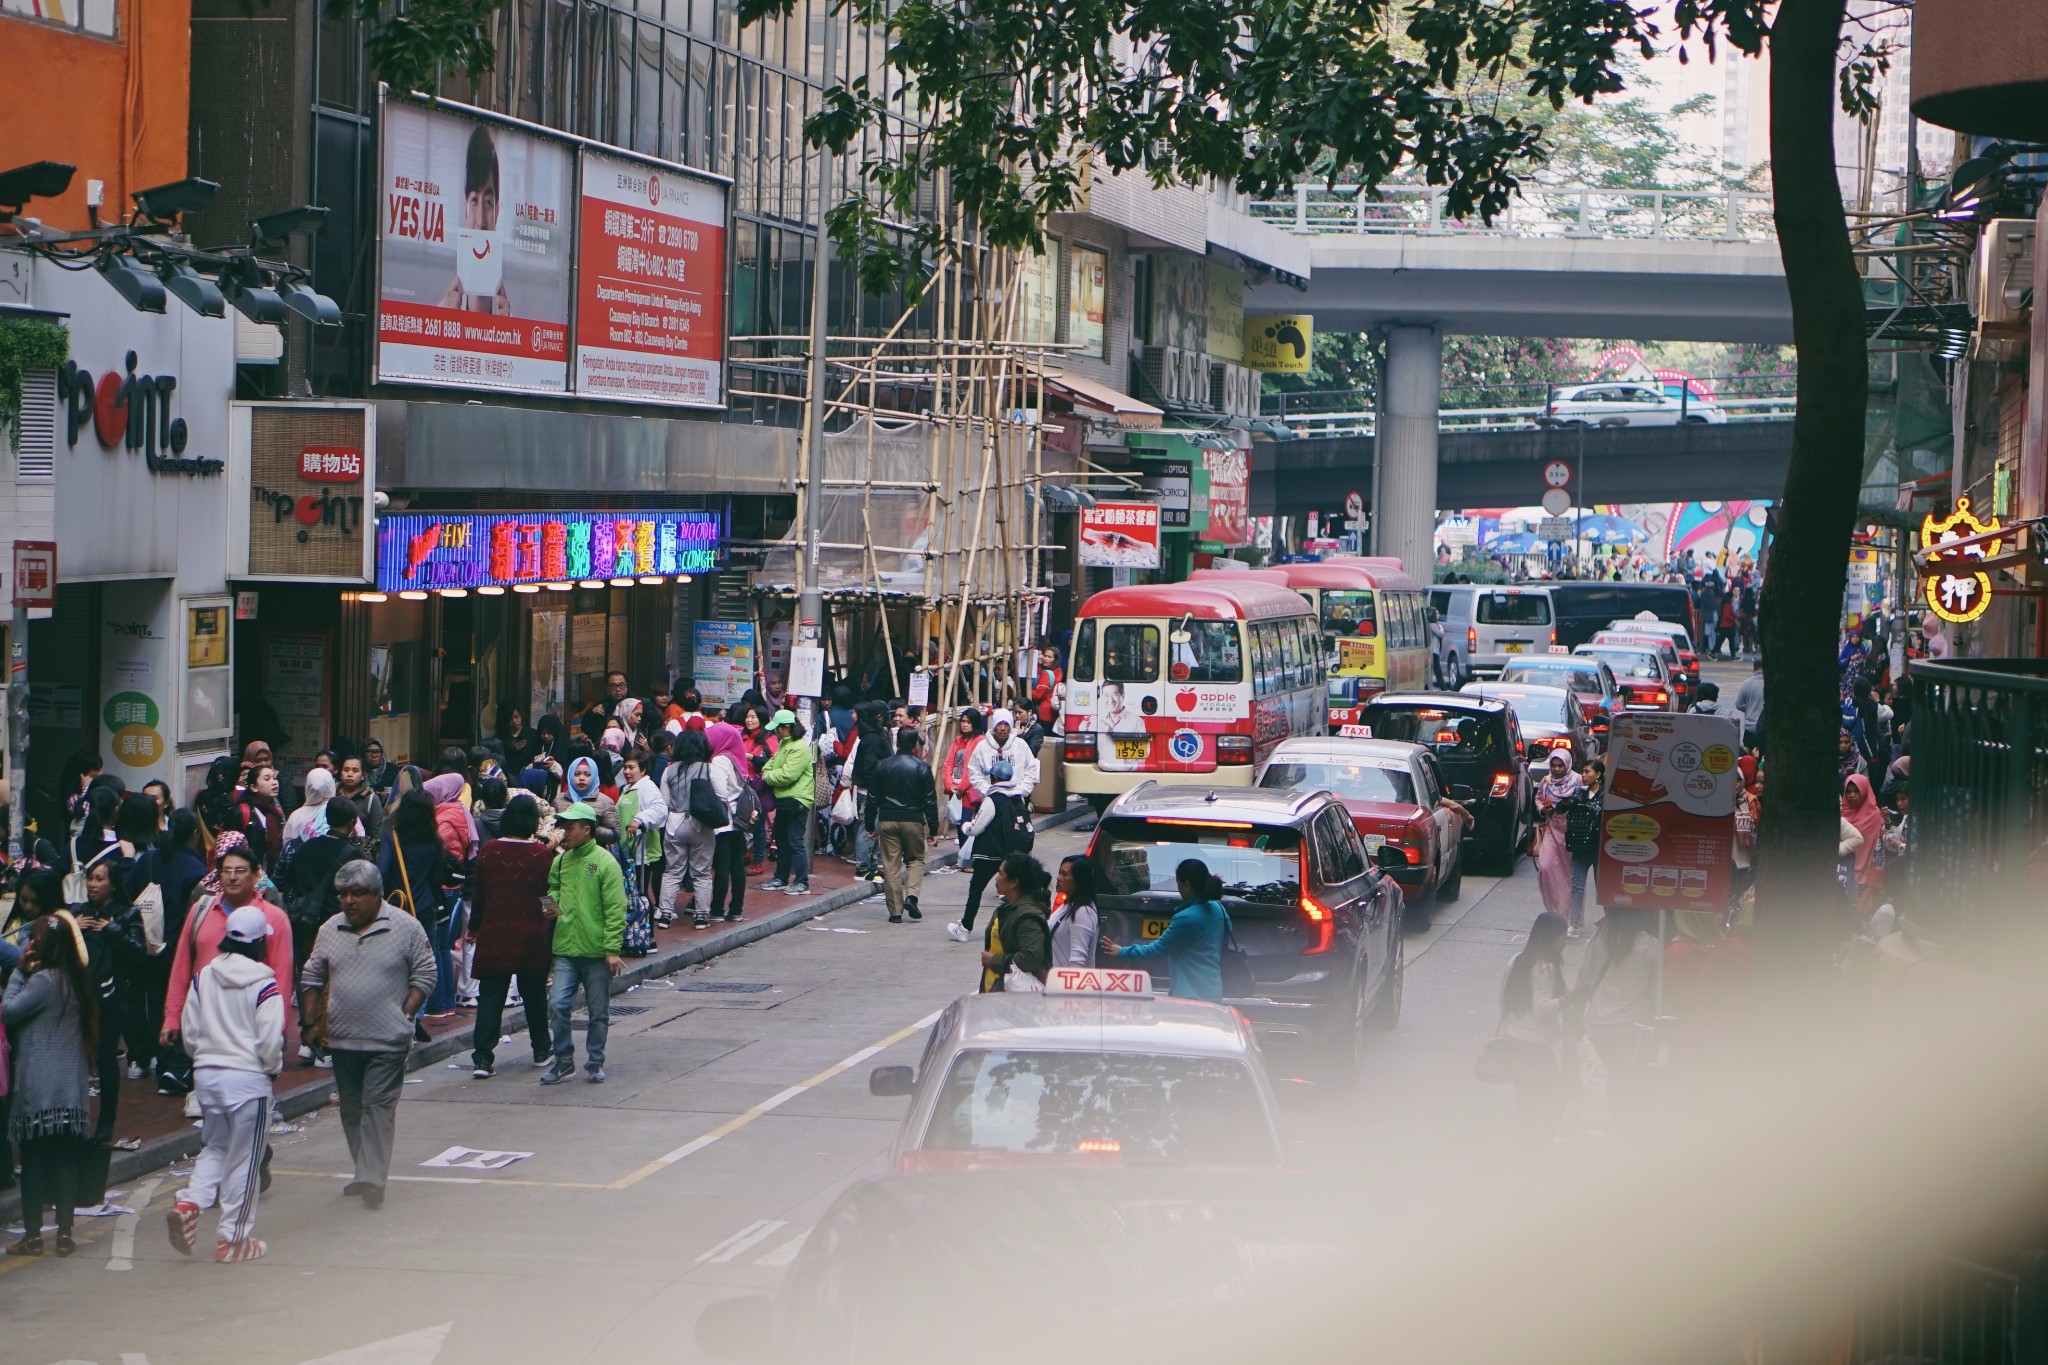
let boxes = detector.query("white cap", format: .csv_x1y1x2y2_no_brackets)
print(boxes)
224,906,271,945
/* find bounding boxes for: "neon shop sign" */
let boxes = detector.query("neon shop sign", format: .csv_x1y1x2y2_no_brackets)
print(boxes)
375,509,724,592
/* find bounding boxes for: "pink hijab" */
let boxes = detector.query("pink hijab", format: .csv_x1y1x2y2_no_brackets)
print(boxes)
1840,773,1884,881
705,720,748,770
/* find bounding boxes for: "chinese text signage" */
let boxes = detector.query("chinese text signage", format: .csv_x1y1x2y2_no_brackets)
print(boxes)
576,151,728,408
1920,497,1999,625
376,509,724,592
1078,503,1161,569
244,404,373,581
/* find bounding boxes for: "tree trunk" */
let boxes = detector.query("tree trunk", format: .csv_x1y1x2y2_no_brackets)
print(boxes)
1756,0,1868,967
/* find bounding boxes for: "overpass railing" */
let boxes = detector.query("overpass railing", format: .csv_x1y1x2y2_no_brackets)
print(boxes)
1250,183,1777,241
1265,374,1798,435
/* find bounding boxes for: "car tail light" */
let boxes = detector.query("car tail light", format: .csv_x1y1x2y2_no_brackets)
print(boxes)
1490,772,1514,798
1075,1138,1122,1154
1356,677,1384,695
1216,734,1253,765
1299,892,1335,954
1064,734,1098,763
1549,737,1572,755
1651,689,1669,706
1467,626,1476,651
1547,628,1556,646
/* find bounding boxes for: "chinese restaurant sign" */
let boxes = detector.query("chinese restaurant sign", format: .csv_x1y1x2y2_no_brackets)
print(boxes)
375,510,724,592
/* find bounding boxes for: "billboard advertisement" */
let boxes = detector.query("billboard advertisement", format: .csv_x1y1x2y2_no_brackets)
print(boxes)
1595,711,1742,911
576,150,729,407
1079,503,1161,569
377,100,574,393
375,509,723,593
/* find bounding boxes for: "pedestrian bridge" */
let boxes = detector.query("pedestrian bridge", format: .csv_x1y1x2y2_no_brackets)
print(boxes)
1250,419,1796,522
1242,183,1791,343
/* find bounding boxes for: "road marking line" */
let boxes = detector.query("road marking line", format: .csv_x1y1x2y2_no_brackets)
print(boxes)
107,1175,164,1271
757,1229,810,1267
270,1169,615,1191
609,1008,943,1189
698,1218,788,1264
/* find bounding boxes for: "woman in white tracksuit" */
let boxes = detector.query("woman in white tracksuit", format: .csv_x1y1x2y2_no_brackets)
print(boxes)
168,905,284,1263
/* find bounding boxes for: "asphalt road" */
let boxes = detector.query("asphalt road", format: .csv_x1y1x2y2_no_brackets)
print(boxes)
4,823,1557,1365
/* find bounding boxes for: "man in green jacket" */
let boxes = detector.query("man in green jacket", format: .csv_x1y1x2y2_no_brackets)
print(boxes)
759,709,817,896
541,804,627,1085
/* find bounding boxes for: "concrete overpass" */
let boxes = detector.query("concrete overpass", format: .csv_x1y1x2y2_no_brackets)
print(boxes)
1250,419,1796,524
1238,183,1793,568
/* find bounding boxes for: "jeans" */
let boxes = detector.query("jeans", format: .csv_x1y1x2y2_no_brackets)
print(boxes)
710,830,749,916
774,798,812,886
1569,852,1595,932
850,802,876,870
473,970,550,1069
549,955,613,1070
424,910,459,1014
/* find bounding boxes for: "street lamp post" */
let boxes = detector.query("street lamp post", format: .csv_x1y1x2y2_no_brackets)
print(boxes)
796,6,842,735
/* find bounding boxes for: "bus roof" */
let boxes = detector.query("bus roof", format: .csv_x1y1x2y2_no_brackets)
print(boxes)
1077,580,1313,622
1260,561,1423,593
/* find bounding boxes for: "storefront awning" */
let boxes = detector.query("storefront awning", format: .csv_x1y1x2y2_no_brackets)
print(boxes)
1041,371,1164,429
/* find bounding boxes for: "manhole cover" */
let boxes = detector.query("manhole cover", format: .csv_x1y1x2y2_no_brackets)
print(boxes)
674,981,774,994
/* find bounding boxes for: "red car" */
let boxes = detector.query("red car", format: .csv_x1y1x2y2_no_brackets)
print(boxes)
1256,735,1465,915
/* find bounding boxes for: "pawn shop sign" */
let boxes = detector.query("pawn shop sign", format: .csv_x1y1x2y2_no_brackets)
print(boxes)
1921,498,2000,625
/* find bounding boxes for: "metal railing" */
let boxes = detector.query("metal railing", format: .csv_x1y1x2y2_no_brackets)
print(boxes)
1249,183,1777,241
1904,658,2048,934
1851,1250,2041,1365
1262,375,1800,436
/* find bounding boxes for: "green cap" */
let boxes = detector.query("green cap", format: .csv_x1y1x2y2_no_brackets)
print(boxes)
557,801,599,824
769,709,798,729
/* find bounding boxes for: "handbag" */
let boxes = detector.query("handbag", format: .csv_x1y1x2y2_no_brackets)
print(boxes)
1003,964,1045,994
946,795,965,826
132,879,168,955
1218,912,1253,998
731,778,762,832
63,842,120,906
830,783,859,827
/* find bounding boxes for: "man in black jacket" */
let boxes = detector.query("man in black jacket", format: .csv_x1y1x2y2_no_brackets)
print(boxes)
865,728,940,924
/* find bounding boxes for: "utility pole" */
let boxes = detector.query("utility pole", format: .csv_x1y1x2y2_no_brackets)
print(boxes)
795,3,841,736
9,600,27,866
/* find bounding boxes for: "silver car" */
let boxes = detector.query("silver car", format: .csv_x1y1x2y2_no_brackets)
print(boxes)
1547,381,1727,426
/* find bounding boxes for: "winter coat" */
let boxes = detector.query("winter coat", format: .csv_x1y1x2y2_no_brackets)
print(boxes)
763,736,818,807
2,968,93,1141
980,894,1051,992
467,838,557,978
547,841,627,959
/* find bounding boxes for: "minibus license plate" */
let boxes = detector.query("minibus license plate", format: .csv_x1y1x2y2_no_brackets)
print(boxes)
1113,738,1150,762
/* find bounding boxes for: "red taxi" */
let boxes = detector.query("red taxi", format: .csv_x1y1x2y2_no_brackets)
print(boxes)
1255,734,1464,910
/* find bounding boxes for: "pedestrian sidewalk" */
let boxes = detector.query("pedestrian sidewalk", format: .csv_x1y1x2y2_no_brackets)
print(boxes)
1,802,1090,1219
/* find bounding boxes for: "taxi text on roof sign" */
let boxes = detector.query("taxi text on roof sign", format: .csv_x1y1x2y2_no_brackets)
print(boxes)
1044,967,1154,998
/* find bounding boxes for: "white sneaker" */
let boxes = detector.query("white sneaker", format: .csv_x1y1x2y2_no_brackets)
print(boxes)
946,922,970,943
127,1061,147,1080
298,1044,316,1063
184,1093,202,1118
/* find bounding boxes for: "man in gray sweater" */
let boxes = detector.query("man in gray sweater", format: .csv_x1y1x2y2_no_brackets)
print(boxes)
299,860,436,1209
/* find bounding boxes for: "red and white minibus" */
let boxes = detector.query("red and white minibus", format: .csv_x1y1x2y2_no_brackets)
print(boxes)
1062,579,1326,803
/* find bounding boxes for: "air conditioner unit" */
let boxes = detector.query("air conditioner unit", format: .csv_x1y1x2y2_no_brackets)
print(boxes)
1138,346,1183,405
1971,218,2034,332
1178,349,1211,409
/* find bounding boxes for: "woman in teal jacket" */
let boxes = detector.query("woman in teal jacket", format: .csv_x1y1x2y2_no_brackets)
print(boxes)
1103,858,1230,1002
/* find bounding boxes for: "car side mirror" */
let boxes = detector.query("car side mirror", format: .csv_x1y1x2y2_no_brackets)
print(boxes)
1375,844,1407,871
697,1295,775,1363
869,1064,914,1097
1448,784,1474,802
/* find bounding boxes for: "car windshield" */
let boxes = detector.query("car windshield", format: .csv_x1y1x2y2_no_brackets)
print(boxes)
923,1050,1277,1165
1093,819,1302,905
1261,761,1416,805
1476,592,1551,626
1501,662,1603,694
1361,706,1503,758
1172,619,1243,684
1578,649,1662,680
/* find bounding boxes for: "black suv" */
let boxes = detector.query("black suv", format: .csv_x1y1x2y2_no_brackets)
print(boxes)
1355,693,1533,870
1088,782,1405,1082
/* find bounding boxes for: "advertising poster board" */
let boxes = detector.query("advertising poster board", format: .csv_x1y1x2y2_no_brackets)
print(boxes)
1079,503,1161,569
575,150,729,408
1137,459,1192,528
692,620,756,707
1595,711,1742,910
1202,444,1251,547
374,509,723,592
378,99,574,393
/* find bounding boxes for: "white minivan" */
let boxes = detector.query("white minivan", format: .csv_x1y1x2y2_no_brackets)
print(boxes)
1435,584,1557,681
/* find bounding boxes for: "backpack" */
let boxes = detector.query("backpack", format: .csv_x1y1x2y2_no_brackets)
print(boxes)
1564,796,1602,857
686,762,725,828
992,791,1035,857
731,777,762,832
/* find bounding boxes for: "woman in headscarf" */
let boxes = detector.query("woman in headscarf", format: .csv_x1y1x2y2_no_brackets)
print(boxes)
423,772,478,864
614,698,645,749
283,767,338,848
555,752,620,843
1532,751,1584,921
1840,772,1886,912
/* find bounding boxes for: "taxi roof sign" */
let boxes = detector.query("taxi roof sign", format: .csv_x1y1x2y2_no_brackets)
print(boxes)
1338,724,1373,738
1044,967,1154,998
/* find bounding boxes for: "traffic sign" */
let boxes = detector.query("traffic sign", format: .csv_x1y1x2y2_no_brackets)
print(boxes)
1543,460,1572,489
1344,490,1364,519
11,542,55,609
1538,517,1574,541
1540,488,1571,516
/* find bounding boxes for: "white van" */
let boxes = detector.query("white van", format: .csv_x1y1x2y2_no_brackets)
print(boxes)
1436,584,1557,681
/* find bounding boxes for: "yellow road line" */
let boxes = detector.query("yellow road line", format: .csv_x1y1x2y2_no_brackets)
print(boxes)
607,1008,941,1190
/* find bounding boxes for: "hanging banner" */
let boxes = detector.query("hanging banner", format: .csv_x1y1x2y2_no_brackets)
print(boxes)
1202,444,1251,548
692,620,757,707
574,150,729,408
1595,711,1741,911
1079,503,1161,568
377,98,574,394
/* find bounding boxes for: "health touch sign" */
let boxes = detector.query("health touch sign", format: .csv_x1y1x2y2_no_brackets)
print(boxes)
575,151,728,408
1595,711,1742,910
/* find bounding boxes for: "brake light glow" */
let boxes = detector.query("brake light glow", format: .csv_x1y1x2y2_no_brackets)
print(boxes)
1547,628,1556,646
1216,734,1254,765
1549,738,1572,754
1467,626,1476,650
1148,818,1253,829
1299,892,1335,954
1651,690,1669,705
1064,735,1098,762
1076,1139,1122,1154
1490,773,1514,798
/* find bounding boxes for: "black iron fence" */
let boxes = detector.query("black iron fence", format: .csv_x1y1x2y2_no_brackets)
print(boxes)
1902,659,2048,934
1850,1251,2045,1365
